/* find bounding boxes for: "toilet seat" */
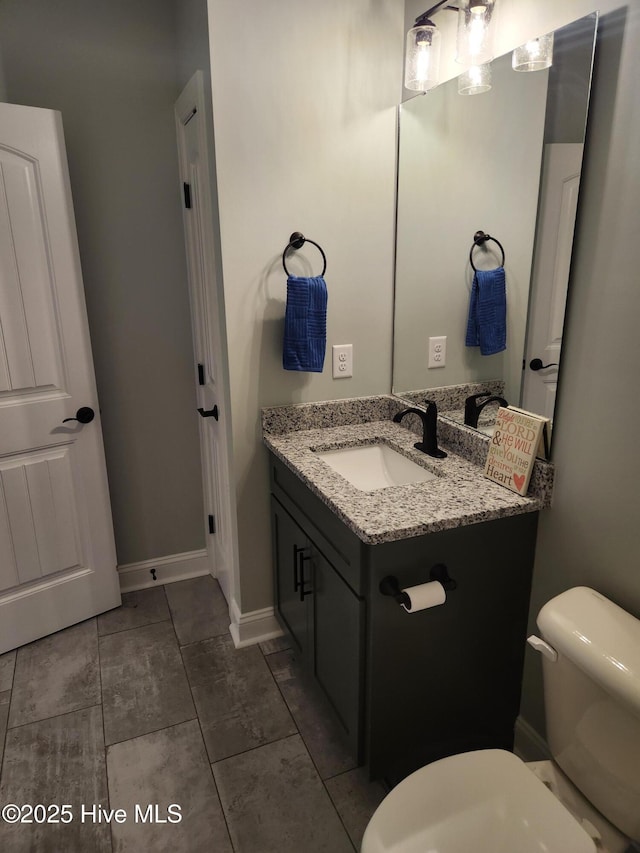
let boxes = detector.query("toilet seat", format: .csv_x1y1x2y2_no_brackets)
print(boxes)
361,749,597,853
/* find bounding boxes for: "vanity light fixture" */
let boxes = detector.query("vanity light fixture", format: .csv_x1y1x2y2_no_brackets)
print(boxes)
458,62,492,95
405,11,443,92
405,2,460,92
456,0,496,67
512,32,554,72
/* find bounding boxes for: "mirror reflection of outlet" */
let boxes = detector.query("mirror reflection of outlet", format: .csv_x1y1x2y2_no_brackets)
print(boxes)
332,344,353,378
428,336,446,368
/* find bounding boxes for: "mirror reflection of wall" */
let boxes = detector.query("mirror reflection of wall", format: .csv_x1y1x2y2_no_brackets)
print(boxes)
392,14,597,444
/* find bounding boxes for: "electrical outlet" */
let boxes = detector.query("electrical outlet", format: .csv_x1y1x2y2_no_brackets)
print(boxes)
332,344,353,378
428,336,446,368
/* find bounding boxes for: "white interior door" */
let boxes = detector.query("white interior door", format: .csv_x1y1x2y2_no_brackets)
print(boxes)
0,103,120,654
522,143,583,420
175,72,236,605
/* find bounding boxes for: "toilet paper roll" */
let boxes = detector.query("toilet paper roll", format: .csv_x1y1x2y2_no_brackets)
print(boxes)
401,580,446,612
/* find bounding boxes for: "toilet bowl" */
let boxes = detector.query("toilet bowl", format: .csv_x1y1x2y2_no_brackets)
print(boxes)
361,588,640,853
360,749,597,853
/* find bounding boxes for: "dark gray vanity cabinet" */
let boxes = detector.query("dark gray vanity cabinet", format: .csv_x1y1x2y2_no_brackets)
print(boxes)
269,453,538,785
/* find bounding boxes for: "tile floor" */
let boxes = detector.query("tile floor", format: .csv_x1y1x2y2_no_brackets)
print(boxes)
0,576,386,852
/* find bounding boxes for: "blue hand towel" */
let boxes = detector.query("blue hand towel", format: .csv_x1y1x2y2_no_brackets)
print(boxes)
283,275,328,372
465,267,506,356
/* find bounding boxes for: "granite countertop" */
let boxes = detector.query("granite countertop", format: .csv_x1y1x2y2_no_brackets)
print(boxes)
262,397,550,545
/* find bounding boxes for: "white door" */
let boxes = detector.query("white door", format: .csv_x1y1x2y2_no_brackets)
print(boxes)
175,72,236,605
522,143,583,420
0,103,120,654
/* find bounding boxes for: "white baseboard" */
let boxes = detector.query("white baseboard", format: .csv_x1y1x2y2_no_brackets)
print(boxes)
229,596,284,649
514,715,551,762
117,549,210,593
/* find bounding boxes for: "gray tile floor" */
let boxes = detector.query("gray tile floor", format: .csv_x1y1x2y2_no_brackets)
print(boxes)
0,576,386,852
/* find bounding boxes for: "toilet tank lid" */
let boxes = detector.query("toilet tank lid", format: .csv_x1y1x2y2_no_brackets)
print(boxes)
537,587,640,715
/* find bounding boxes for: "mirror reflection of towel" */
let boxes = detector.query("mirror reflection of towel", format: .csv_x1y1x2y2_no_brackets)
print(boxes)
283,275,327,372
465,267,506,355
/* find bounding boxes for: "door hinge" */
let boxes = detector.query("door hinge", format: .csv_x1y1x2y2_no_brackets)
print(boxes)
197,363,205,386
208,514,216,534
183,182,192,209
197,405,218,420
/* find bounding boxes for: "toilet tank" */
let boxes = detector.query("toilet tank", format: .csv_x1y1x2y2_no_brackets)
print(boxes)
537,587,640,841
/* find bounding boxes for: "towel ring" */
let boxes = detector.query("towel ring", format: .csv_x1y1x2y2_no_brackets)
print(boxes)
282,232,327,277
469,230,505,272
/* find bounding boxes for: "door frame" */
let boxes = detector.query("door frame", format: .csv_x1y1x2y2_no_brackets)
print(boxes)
174,71,240,617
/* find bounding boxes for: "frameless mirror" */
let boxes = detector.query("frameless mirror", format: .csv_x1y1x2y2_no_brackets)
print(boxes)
392,14,598,446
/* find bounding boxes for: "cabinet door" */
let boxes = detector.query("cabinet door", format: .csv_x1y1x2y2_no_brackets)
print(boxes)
271,498,312,660
366,512,538,783
313,548,364,757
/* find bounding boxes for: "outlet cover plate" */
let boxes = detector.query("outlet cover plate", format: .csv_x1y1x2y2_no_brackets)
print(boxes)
332,344,353,378
428,336,446,369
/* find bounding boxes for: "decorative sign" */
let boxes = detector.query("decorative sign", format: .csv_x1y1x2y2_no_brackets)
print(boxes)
483,407,548,496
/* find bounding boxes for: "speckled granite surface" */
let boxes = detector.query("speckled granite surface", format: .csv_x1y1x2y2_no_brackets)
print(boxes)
395,381,505,415
261,395,404,436
440,404,505,432
262,396,552,545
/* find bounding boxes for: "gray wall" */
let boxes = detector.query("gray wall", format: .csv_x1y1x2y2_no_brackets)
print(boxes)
544,15,597,144
521,4,640,736
176,0,210,92
0,47,6,101
0,0,204,565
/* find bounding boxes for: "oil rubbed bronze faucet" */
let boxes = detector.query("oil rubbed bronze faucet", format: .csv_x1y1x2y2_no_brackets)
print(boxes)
464,393,508,429
393,400,447,459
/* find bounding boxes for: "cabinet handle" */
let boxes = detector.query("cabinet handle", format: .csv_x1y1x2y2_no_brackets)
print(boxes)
293,545,309,593
295,546,312,602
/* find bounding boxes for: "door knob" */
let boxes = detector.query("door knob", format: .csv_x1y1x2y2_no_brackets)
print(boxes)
529,358,558,371
62,406,95,424
197,405,219,420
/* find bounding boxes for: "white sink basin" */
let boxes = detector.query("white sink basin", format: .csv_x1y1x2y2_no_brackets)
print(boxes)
315,444,437,491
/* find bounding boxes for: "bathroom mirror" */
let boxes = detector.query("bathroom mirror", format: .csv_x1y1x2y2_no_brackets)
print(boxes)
392,14,598,442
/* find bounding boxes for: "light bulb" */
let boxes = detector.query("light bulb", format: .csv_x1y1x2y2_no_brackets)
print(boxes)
456,0,496,66
405,23,441,92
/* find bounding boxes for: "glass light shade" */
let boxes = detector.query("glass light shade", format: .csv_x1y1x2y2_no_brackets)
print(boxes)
456,0,496,66
512,32,554,71
405,24,441,92
458,63,492,95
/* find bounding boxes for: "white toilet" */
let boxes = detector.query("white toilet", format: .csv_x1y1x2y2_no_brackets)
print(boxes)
361,586,640,853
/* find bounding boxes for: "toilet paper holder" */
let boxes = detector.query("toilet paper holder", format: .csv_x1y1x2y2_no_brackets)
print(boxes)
379,564,457,606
